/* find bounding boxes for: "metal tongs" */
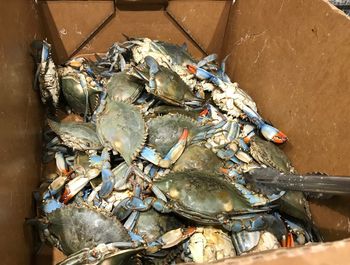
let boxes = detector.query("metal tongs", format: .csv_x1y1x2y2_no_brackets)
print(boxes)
245,168,350,195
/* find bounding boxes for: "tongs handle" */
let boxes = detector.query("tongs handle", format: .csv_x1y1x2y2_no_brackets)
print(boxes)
246,168,350,195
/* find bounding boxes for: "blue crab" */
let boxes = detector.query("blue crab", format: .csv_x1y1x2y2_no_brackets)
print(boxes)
59,65,101,119
133,56,203,107
47,119,103,151
106,71,144,103
32,40,60,107
121,169,287,235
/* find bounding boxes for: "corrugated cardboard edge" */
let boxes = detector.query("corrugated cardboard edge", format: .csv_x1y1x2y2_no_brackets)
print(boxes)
200,239,350,265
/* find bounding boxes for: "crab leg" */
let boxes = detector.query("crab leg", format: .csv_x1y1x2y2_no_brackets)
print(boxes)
140,128,188,168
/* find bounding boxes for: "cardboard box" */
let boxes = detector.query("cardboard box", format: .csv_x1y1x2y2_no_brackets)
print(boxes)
1,0,349,264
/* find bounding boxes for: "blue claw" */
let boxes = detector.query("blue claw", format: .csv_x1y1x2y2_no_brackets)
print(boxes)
128,197,150,211
141,129,188,168
124,211,139,231
128,231,145,243
152,198,172,213
238,138,250,152
140,147,164,166
217,149,235,160
187,65,221,84
230,156,242,165
260,123,288,144
240,105,288,144
99,167,115,198
113,198,133,220
240,105,265,127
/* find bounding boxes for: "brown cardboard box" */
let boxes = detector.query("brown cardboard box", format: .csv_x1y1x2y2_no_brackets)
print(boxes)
1,0,350,264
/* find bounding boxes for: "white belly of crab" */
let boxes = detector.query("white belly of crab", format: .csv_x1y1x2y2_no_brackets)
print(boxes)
248,231,280,254
188,227,236,263
212,82,257,117
39,59,60,106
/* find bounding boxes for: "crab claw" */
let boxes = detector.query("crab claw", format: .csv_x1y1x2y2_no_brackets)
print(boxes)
260,124,288,144
187,65,214,80
157,227,197,249
55,152,67,174
60,177,90,204
99,168,115,198
186,64,197,75
141,128,188,168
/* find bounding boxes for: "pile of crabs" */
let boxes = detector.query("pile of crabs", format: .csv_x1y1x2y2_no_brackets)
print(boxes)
29,38,321,265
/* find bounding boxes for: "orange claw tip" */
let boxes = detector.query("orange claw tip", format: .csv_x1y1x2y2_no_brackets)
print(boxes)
272,131,288,144
186,64,197,74
199,108,209,117
60,188,72,204
219,167,229,174
243,135,253,144
286,233,295,248
183,227,197,236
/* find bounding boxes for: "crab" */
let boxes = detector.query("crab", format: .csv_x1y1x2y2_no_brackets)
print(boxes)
182,227,236,263
134,209,183,243
124,169,288,235
92,100,191,198
106,71,144,103
32,40,60,107
47,119,103,152
245,134,313,224
33,205,132,255
124,37,216,89
172,144,224,173
59,65,101,119
125,37,196,67
133,56,203,107
248,134,295,173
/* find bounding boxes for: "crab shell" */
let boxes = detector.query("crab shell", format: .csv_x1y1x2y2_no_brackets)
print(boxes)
249,135,295,173
156,40,196,66
135,63,202,107
96,100,147,165
154,171,255,219
46,205,131,255
48,120,103,151
106,72,144,103
173,144,224,173
147,114,198,157
134,209,183,243
59,69,100,115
